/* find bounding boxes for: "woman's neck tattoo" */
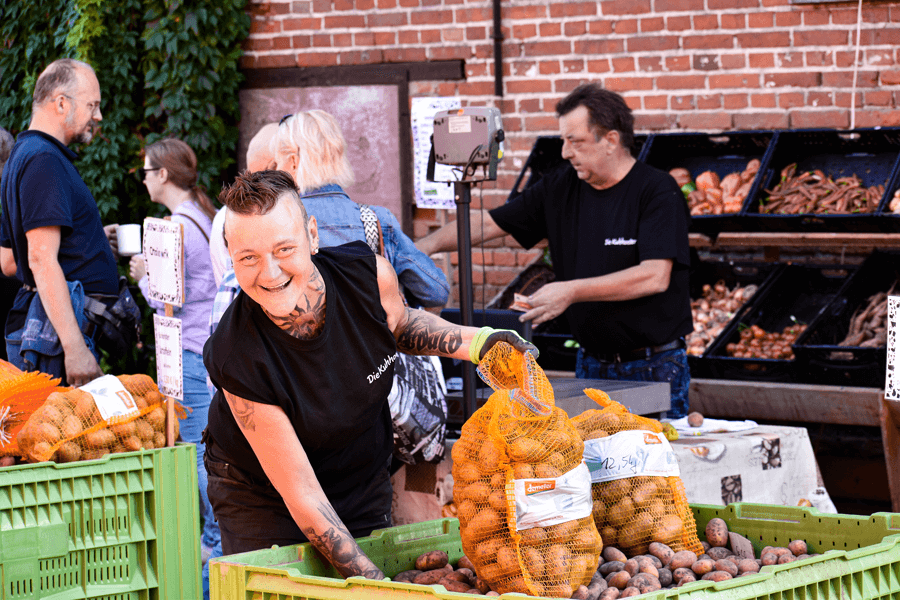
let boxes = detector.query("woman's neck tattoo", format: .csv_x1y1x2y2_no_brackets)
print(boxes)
265,268,327,339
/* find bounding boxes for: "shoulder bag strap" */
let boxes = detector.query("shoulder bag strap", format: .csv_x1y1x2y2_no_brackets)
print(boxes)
178,212,211,244
358,204,384,256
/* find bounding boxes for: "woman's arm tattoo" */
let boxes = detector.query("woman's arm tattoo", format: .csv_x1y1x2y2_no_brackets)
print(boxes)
396,310,463,355
226,394,256,432
301,501,385,579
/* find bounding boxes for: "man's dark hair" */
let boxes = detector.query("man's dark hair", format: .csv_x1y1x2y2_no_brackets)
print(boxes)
556,83,634,151
219,169,308,221
32,58,93,108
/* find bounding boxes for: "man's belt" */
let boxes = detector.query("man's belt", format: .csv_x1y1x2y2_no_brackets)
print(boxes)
21,283,103,342
585,338,685,364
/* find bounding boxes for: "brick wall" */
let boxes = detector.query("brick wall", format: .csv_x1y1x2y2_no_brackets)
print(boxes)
242,0,900,307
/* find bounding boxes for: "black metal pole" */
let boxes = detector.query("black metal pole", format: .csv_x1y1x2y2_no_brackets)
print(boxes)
454,180,477,420
492,0,503,97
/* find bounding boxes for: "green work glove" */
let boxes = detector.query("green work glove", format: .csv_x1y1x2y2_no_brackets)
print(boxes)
469,327,539,364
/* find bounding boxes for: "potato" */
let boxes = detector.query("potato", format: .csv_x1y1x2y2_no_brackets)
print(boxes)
474,538,502,565
56,441,82,463
571,584,591,600
608,497,635,527
413,570,447,585
41,404,66,426
705,518,729,547
73,391,99,420
585,429,609,440
570,553,597,585
777,554,795,564
474,577,491,594
456,462,482,484
572,524,602,554
82,448,110,461
691,559,715,576
458,556,476,572
35,422,63,445
416,550,449,571
522,546,545,578
657,567,673,587
393,569,421,583
508,437,544,462
622,558,639,577
677,572,696,585
468,509,502,540
543,583,574,599
788,540,808,556
706,547,731,561
619,587,641,598
83,427,115,449
687,412,704,427
519,526,547,546
135,419,155,441
607,570,631,590
599,588,621,600
534,463,562,478
648,542,674,566
592,499,607,523
457,500,477,525
601,526,618,547
546,519,578,542
669,550,697,570
512,463,534,479
635,557,659,578
145,406,166,431
439,578,471,593
458,481,490,504
737,559,760,574
652,514,683,545
441,571,469,583
702,571,733,582
714,559,738,577
61,414,83,439
600,561,625,577
627,573,661,593
760,552,778,566
770,547,792,557
672,567,694,583
496,546,520,577
545,544,571,580
122,436,142,452
487,489,507,513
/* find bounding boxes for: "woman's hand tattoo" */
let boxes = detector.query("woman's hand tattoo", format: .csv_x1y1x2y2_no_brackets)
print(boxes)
301,501,385,580
397,310,462,355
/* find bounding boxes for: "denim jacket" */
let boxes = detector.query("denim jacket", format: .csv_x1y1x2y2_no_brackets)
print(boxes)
302,184,449,307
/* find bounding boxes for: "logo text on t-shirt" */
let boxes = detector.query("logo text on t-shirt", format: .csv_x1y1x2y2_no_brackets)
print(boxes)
368,352,399,384
605,237,637,246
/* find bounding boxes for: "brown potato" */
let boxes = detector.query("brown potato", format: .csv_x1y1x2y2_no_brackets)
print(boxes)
788,540,808,556
487,489,507,513
653,514,683,545
61,414,83,439
571,584,590,600
135,419,155,441
519,526,547,546
35,422,63,445
496,546,520,577
81,448,110,461
507,437,544,462
635,557,659,578
607,570,631,590
72,391,99,420
56,441,82,463
145,406,166,431
619,587,641,598
737,559,760,574
457,555,476,572
456,461,482,484
657,567,673,587
412,570,447,585
672,567,694,583
669,550,697,570
488,472,505,489
705,518,729,547
627,573,661,593
546,519,578,542
122,436,142,452
677,572,697,585
760,552,778,566
512,462,534,479
393,569,421,583
599,588,621,600
599,561,625,576
474,538,502,565
457,500,477,525
608,497,635,527
458,481,490,504
777,554,795,564
702,571,733,582
474,577,491,594
770,547,792,557
83,427,115,449
467,509,502,540
622,558,639,577
441,570,469,583
439,578,471,593
415,550,449,571
706,547,732,561
687,412,704,427
572,523,602,553
691,559,715,576
648,542,674,566
522,546,545,578
110,420,137,438
601,526,618,547
545,544,571,580
714,560,738,577
534,463,562,478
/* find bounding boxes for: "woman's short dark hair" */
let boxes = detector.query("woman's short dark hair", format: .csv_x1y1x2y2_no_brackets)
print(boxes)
219,169,308,221
556,83,634,151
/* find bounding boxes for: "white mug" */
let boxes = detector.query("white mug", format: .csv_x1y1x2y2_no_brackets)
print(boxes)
117,224,142,257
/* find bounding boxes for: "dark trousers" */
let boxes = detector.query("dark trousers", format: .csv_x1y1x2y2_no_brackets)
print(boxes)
204,448,393,556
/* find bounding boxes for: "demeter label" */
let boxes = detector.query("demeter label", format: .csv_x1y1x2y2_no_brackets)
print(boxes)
525,480,556,495
513,462,592,531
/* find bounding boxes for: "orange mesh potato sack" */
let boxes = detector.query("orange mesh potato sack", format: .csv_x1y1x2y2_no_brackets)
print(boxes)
573,389,703,557
16,373,184,463
451,342,602,598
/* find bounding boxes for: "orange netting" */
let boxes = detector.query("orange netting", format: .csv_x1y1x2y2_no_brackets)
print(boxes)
451,343,602,598
0,362,64,456
572,389,703,557
16,374,186,463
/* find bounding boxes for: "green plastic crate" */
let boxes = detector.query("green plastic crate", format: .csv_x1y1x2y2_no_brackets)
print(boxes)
0,443,200,600
210,504,900,600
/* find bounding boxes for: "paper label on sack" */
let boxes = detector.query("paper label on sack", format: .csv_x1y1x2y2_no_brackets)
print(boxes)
79,374,139,421
513,461,592,531
583,430,680,483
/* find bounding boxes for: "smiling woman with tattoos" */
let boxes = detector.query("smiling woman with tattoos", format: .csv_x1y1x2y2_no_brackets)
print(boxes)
202,170,534,577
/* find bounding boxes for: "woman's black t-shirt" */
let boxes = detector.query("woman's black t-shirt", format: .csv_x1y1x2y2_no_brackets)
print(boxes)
490,161,693,354
203,242,396,504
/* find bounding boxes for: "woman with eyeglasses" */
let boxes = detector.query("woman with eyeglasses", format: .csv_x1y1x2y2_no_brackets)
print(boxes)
129,137,220,565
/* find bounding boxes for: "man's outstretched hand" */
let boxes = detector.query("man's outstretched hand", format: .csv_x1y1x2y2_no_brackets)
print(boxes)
470,327,539,364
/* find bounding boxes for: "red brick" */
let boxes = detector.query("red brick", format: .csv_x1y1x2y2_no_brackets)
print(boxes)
833,91,864,109
356,0,374,9
602,0,650,15
778,52,804,69
830,8,858,25
634,113,677,130
640,17,664,32
376,0,396,7
862,28,900,45
778,92,805,109
507,79,552,94
587,59,611,73
420,29,440,43
775,11,802,27
709,74,760,89
466,63,488,77
863,7,890,22
244,37,274,51
657,74,707,89
311,0,330,11
720,13,746,29
748,53,775,68
550,2,597,17
697,94,723,109
563,58,584,73
678,112,732,130
588,19,614,34
808,91,835,107
644,95,668,110
574,39,624,54
866,49,893,66
790,110,849,129
367,12,407,26
720,54,745,69
604,76,654,92
397,0,417,6
429,45,471,60
442,28,464,42
800,8,829,26
834,50,855,68
333,32,351,46
493,252,516,267
458,81,494,95
292,35,311,48
693,14,718,30
556,78,594,94
683,35,733,50
709,0,759,7
765,72,822,88
883,70,900,85
354,31,374,46
517,251,543,266
724,93,749,109
856,110,900,127
737,32,791,47
332,0,352,9
456,7,492,21
667,15,691,31
272,35,292,50
623,95,641,110
655,0,704,10
613,19,638,34
795,30,849,47
415,10,454,25
524,115,559,131
627,35,679,52
323,14,365,28
806,51,833,67
384,47,427,62
507,5,546,19
249,18,279,34
734,112,789,130
312,33,330,46
374,31,395,45
256,53,297,68
564,20,587,36
519,98,540,112
298,52,340,66
340,49,384,64
539,22,561,36
672,95,695,110
511,60,536,76
693,54,720,71
822,71,878,87
750,93,776,108
524,40,571,56
613,57,635,72
665,56,691,71
749,12,774,28
537,60,560,75
282,17,322,30
638,56,663,72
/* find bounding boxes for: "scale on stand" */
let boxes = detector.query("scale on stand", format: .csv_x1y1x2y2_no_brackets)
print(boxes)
427,107,505,422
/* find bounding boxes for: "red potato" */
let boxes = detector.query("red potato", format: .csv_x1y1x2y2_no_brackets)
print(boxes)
599,588,621,600
439,578,471,593
678,572,697,585
702,571,733,582
571,585,590,600
657,567,673,587
413,570,448,585
600,561,625,576
619,587,641,598
761,552,778,566
738,559,760,574
714,560,738,577
393,570,421,583
457,555,476,571
777,554,796,565
607,571,631,590
789,540,808,556
669,550,698,570
602,547,627,563
706,547,732,561
705,518,729,547
648,542,674,566
691,559,715,576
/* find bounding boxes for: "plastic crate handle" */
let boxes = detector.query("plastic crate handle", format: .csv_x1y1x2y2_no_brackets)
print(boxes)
0,523,68,562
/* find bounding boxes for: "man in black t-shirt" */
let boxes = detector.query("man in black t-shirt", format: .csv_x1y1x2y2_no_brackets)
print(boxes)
416,84,693,417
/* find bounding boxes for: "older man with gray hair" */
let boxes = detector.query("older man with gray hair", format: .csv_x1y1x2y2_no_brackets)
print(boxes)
0,58,120,385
